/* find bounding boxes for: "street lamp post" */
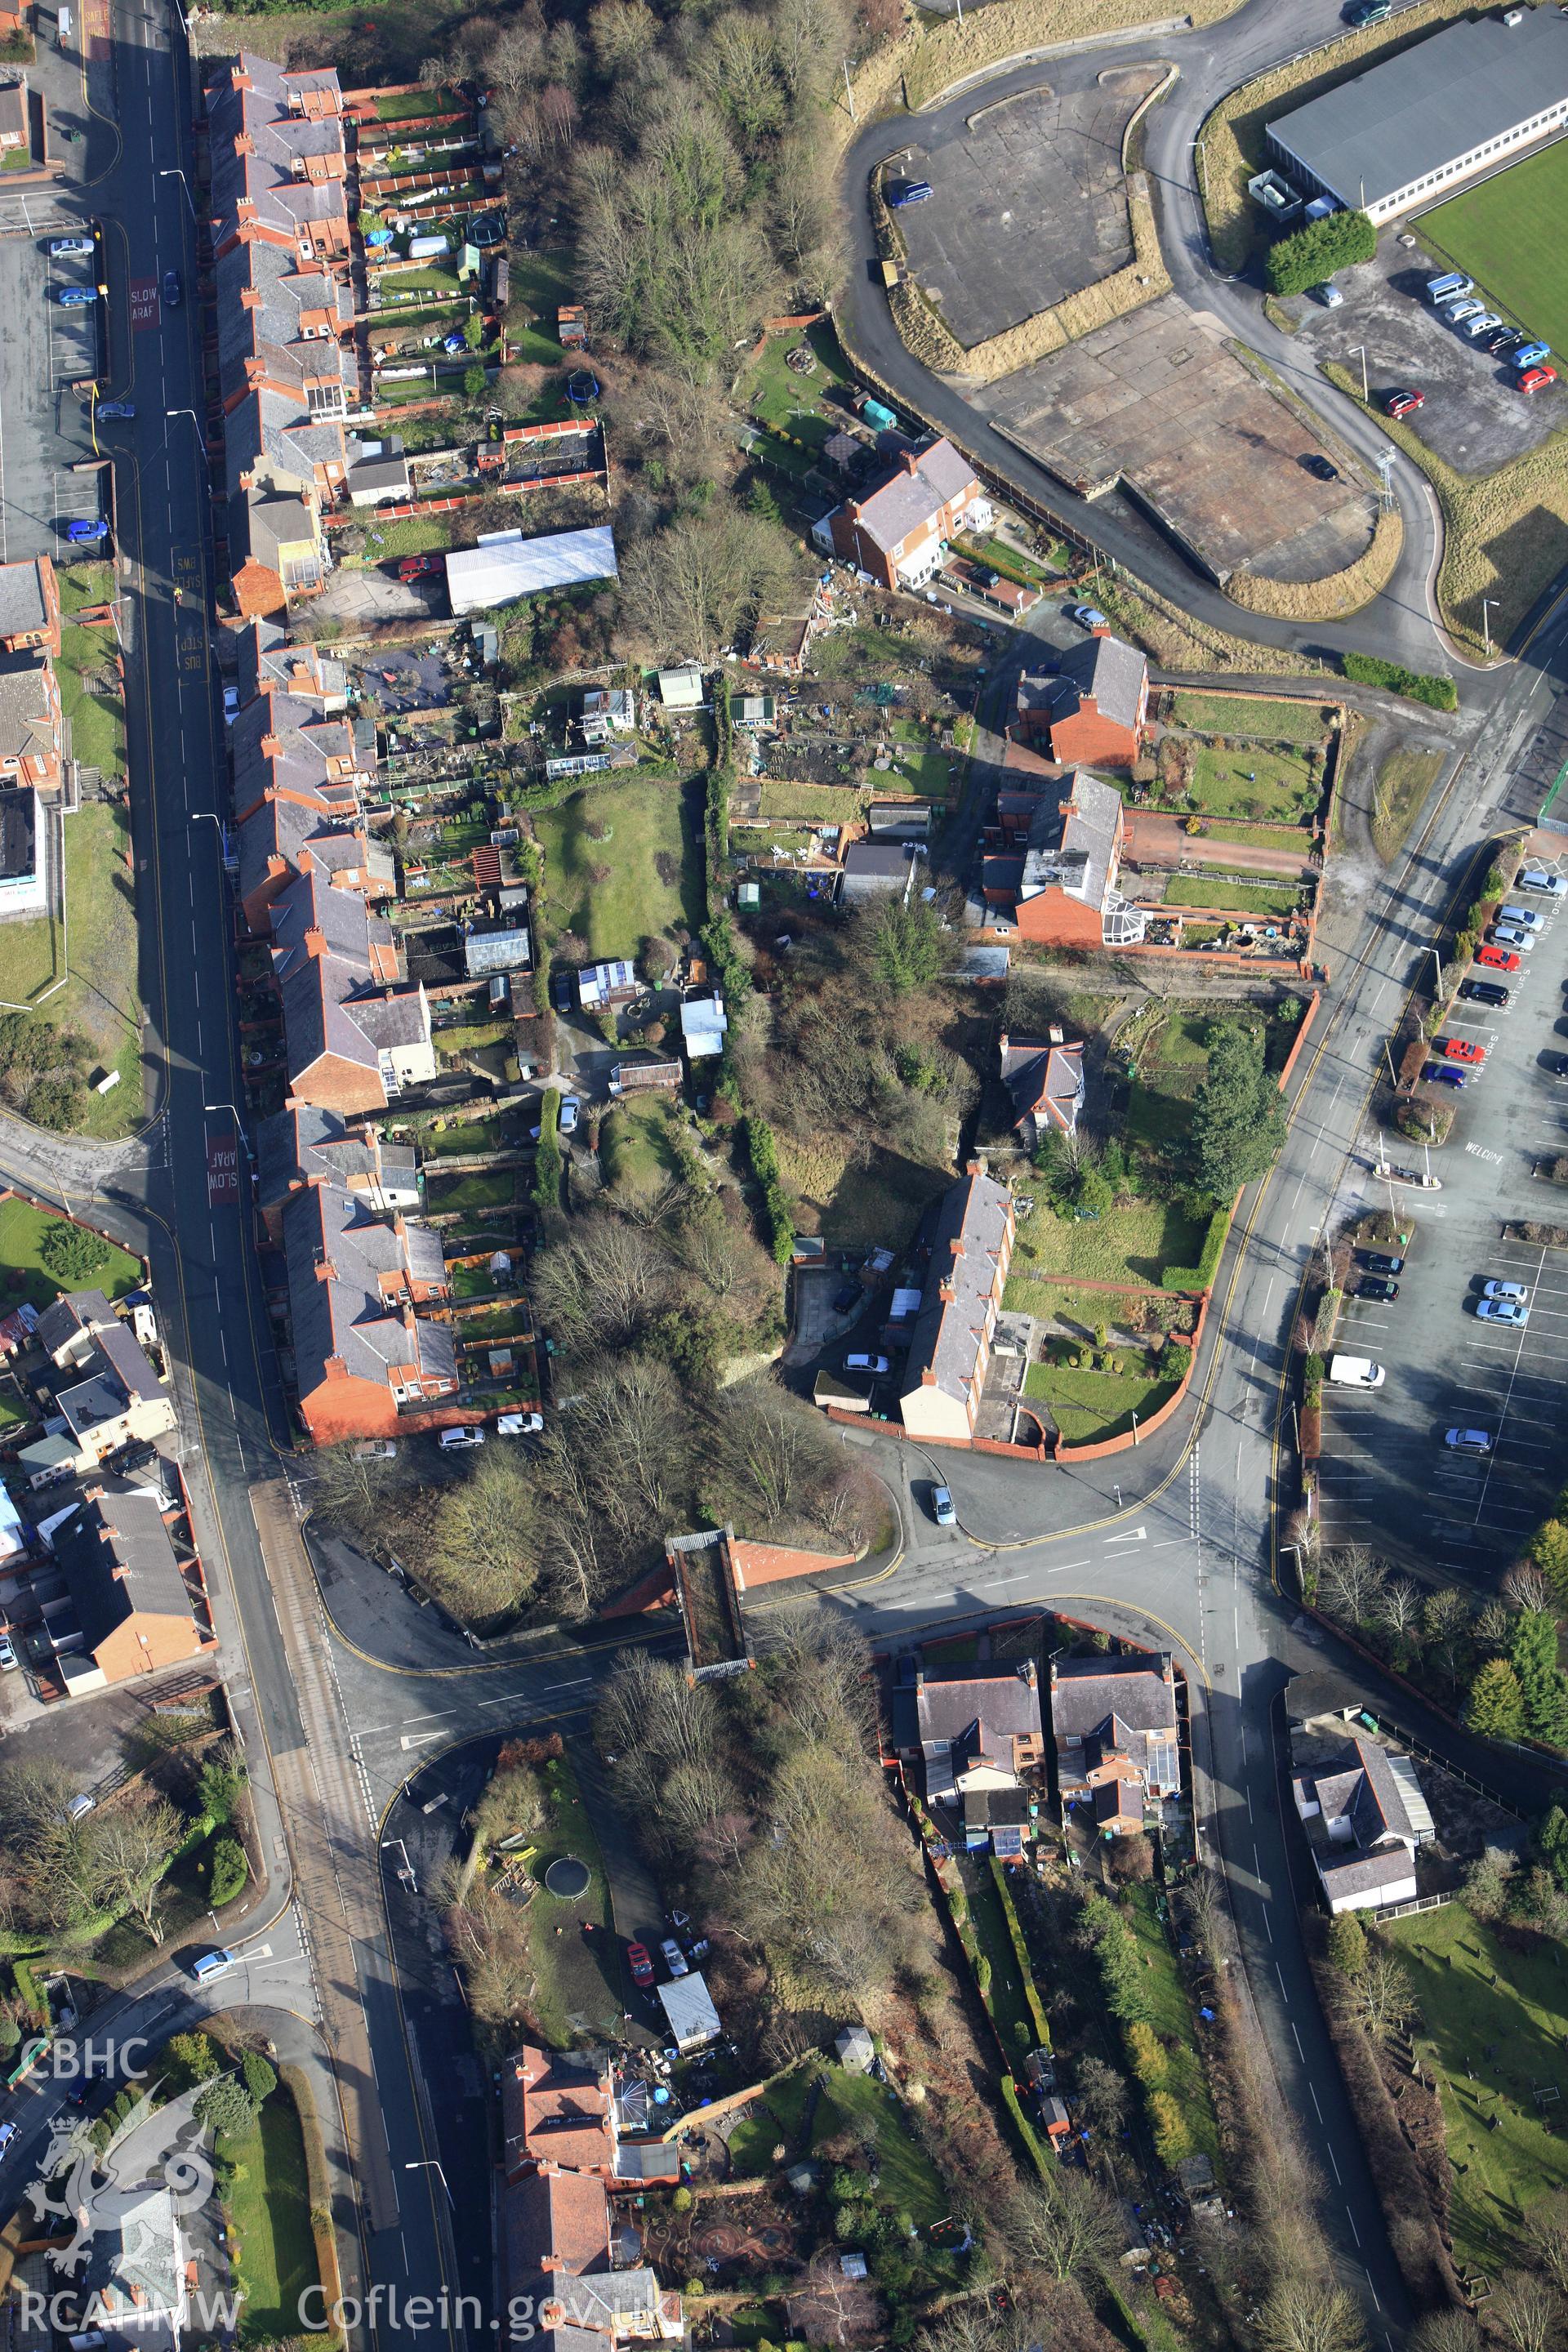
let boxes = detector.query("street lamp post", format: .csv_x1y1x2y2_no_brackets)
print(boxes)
1192,139,1207,200
203,1102,253,1161
1130,1412,1139,1446
158,167,198,225
1349,344,1369,403
406,2158,454,2209
1481,595,1498,658
1430,945,1444,1000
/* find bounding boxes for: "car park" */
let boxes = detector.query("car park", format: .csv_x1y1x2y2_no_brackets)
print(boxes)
163,269,181,306
888,180,933,207
1459,978,1509,1005
1490,924,1536,950
48,235,94,256
1476,1298,1529,1325
1477,943,1521,971
1445,1428,1492,1454
626,1941,654,1987
1358,1250,1405,1275
932,1485,956,1525
53,286,94,306
1521,868,1568,896
845,1352,890,1373
1356,1276,1400,1303
1442,1038,1486,1062
1425,1064,1468,1087
1386,389,1425,416
659,1938,688,1978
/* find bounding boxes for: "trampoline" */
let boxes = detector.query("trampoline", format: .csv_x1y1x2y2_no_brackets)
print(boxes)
545,1855,590,1898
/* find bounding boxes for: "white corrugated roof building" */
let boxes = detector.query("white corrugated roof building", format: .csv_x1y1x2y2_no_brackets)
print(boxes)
445,525,618,616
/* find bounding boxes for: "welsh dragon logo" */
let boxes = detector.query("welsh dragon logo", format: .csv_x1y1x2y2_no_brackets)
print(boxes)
24,2089,216,2274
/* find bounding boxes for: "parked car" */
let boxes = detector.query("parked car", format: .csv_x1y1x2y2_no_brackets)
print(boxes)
1521,366,1558,394
626,1941,654,1988
1499,904,1545,931
48,235,94,256
188,1948,235,1983
96,399,134,421
832,1281,861,1313
1544,1052,1568,1078
558,1097,580,1134
496,1412,544,1436
438,1426,484,1450
0,1633,16,1671
1424,1064,1468,1087
1481,326,1517,355
1445,1428,1492,1454
0,2123,16,2157
1067,603,1109,631
1357,1276,1399,1302
1302,453,1339,479
845,1352,890,1373
1520,867,1568,896
1477,1297,1529,1325
163,268,181,306
1513,342,1552,370
1357,1250,1405,1275
1385,388,1424,416
1484,1280,1530,1303
932,1485,956,1526
1490,924,1537,950
1443,298,1484,325
1477,943,1521,970
1463,313,1503,340
53,285,95,306
397,554,443,580
65,519,107,541
222,683,239,723
1459,978,1509,1004
659,1938,689,1978
1425,272,1472,303
1347,0,1392,21
353,1441,398,1460
1441,1037,1486,1062
1312,282,1345,309
888,180,933,207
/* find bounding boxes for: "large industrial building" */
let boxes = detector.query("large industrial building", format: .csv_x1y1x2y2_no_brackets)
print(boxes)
1267,7,1568,225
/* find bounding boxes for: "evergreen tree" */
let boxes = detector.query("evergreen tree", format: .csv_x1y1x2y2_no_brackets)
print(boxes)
1188,1023,1287,1196
1511,1610,1568,1748
1468,1656,1527,1742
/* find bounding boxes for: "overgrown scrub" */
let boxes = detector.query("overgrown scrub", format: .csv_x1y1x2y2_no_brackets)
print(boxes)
739,1111,795,1264
1341,652,1459,712
1264,209,1376,296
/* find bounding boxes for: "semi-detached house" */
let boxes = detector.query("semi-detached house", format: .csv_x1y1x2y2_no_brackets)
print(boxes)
899,1164,1015,1445
283,1172,457,1442
813,438,989,590
270,863,435,1117
982,768,1147,949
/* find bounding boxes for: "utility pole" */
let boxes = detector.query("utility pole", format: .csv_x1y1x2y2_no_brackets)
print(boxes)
1481,596,1497,658
842,56,856,119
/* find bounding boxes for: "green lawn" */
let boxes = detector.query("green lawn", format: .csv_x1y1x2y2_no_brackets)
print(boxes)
756,780,871,822
518,1749,621,2044
532,777,703,960
434,1018,511,1058
741,316,853,457
57,618,126,777
359,513,453,561
1419,139,1568,363
421,1117,502,1157
0,803,143,1134
1166,692,1334,746
813,2070,948,2226
1372,746,1445,863
375,84,459,117
961,1857,1039,2055
505,247,577,366
1387,1902,1568,2274
0,1196,140,1311
1008,1194,1209,1290
1200,821,1316,853
1163,875,1305,917
222,2090,321,2344
1125,1884,1221,2167
888,719,951,800
957,532,1060,586
728,2065,818,2176
600,1097,678,1195
425,1168,516,1212
1021,1359,1182,1444
1183,744,1320,825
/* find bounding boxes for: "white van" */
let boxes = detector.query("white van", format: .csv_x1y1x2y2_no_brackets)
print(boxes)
1329,1355,1385,1388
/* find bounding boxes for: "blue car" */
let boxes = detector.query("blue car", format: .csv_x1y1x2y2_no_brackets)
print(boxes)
53,286,95,307
443,332,466,354
888,180,933,207
96,399,134,419
1514,342,1551,370
1424,1063,1467,1089
1477,1298,1529,1326
48,235,94,257
65,519,108,541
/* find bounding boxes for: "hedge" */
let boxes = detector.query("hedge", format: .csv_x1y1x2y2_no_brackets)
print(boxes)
279,2060,345,2343
739,1112,794,1264
532,1089,563,1213
989,1857,1051,2050
1265,209,1376,296
1340,652,1458,712
1160,1203,1230,1293
1000,2075,1053,2180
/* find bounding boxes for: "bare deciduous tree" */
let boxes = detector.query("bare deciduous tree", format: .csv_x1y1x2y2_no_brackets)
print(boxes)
1505,1563,1555,1617
1491,2271,1562,2352
1256,2281,1369,2352
1319,1546,1390,1627
1530,2193,1568,2298
997,2167,1123,2284
77,1790,185,1946
430,1451,542,1622
1344,1947,1414,2043
1378,1576,1423,1641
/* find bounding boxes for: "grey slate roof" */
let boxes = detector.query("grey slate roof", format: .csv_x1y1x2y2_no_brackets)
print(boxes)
1314,1843,1416,1902
0,558,51,643
1051,1654,1177,1740
901,1166,1012,1410
1268,6,1568,211
916,1660,1043,1749
1054,633,1147,732
1018,769,1123,915
283,1178,452,1402
53,1476,192,1651
36,1288,117,1360
1000,1035,1085,1132
840,840,915,898
849,438,978,558
256,1102,376,1213
0,657,55,764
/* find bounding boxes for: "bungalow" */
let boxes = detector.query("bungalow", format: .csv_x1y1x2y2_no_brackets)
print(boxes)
998,1031,1085,1146
0,555,60,657
898,1164,1015,1445
1292,1735,1427,1914
679,994,728,1060
1050,1653,1181,1836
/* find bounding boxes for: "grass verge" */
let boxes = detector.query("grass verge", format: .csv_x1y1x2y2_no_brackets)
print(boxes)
222,2089,321,2344
1372,746,1446,862
1021,1357,1182,1442
0,1196,140,1309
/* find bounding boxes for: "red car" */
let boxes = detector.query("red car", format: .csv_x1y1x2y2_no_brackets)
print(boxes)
1442,1038,1485,1063
1520,365,1557,395
626,1941,654,1987
1385,389,1425,417
1477,944,1521,972
398,554,442,580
